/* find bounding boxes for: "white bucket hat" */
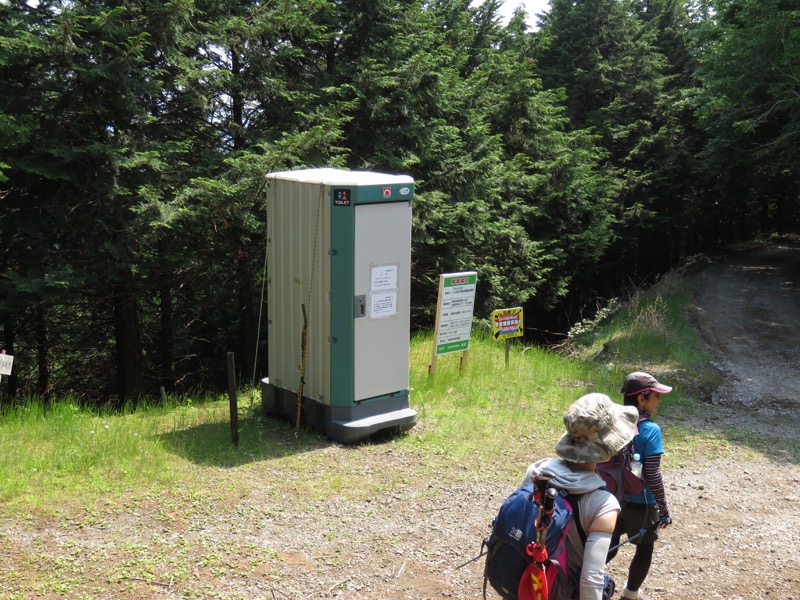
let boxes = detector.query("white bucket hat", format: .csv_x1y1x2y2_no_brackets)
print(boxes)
555,393,639,463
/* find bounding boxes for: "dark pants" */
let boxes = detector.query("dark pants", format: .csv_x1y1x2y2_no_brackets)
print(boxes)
607,503,659,592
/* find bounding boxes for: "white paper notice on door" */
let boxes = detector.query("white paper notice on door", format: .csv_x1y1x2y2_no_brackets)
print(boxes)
371,264,398,291
371,291,397,318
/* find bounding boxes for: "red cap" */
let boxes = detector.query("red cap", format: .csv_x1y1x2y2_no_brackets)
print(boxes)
622,371,673,396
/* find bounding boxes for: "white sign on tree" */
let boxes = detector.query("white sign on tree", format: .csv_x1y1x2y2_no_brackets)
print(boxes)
0,351,13,377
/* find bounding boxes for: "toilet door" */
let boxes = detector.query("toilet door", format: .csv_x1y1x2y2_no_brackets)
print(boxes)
352,201,411,401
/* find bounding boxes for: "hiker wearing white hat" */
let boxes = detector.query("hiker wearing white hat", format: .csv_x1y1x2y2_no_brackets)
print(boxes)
522,392,639,600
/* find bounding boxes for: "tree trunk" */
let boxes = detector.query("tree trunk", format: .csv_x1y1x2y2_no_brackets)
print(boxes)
230,44,254,384
237,247,256,387
35,306,50,398
158,239,175,394
230,47,245,150
113,267,144,402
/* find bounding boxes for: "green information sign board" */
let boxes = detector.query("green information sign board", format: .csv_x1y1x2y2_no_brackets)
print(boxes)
433,272,478,355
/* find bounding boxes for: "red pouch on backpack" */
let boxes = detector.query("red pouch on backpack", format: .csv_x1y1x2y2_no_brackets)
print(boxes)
518,560,550,600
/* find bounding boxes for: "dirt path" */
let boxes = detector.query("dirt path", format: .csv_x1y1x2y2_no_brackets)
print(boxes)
692,240,800,413
613,239,800,600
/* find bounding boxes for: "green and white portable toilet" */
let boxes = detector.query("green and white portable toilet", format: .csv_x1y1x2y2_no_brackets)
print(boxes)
262,168,417,443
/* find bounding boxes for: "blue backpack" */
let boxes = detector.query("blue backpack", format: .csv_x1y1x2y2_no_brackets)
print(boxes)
482,479,615,600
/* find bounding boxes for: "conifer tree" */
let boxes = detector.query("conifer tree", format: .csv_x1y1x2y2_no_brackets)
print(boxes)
535,0,698,284
693,0,800,236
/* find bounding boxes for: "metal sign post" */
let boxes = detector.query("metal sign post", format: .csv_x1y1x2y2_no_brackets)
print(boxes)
491,307,524,367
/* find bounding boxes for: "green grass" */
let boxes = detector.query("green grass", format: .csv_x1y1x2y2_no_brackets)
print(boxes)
0,267,788,513
404,269,727,469
0,397,191,507
408,329,599,468
566,271,712,370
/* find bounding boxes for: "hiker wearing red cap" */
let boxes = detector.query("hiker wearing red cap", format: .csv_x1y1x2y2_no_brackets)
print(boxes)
606,372,673,600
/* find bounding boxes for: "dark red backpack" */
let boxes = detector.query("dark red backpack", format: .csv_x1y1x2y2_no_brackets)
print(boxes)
596,416,647,502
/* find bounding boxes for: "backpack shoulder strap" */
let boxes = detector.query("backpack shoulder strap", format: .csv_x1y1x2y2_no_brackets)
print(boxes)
633,414,650,453
562,485,609,545
564,492,587,544
545,491,588,599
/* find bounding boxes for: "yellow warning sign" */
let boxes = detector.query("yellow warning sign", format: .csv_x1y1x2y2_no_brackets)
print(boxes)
491,307,523,340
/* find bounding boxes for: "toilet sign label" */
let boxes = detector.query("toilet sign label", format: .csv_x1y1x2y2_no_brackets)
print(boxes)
333,188,351,206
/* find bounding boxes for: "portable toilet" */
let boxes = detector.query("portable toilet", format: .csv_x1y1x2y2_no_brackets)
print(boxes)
262,168,417,443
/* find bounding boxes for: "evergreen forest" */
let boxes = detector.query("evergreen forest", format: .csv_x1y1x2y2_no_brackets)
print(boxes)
1,0,798,404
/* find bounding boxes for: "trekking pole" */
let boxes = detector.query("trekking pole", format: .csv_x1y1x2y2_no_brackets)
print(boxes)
608,517,669,553
538,487,557,531
455,549,487,570
520,486,558,599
